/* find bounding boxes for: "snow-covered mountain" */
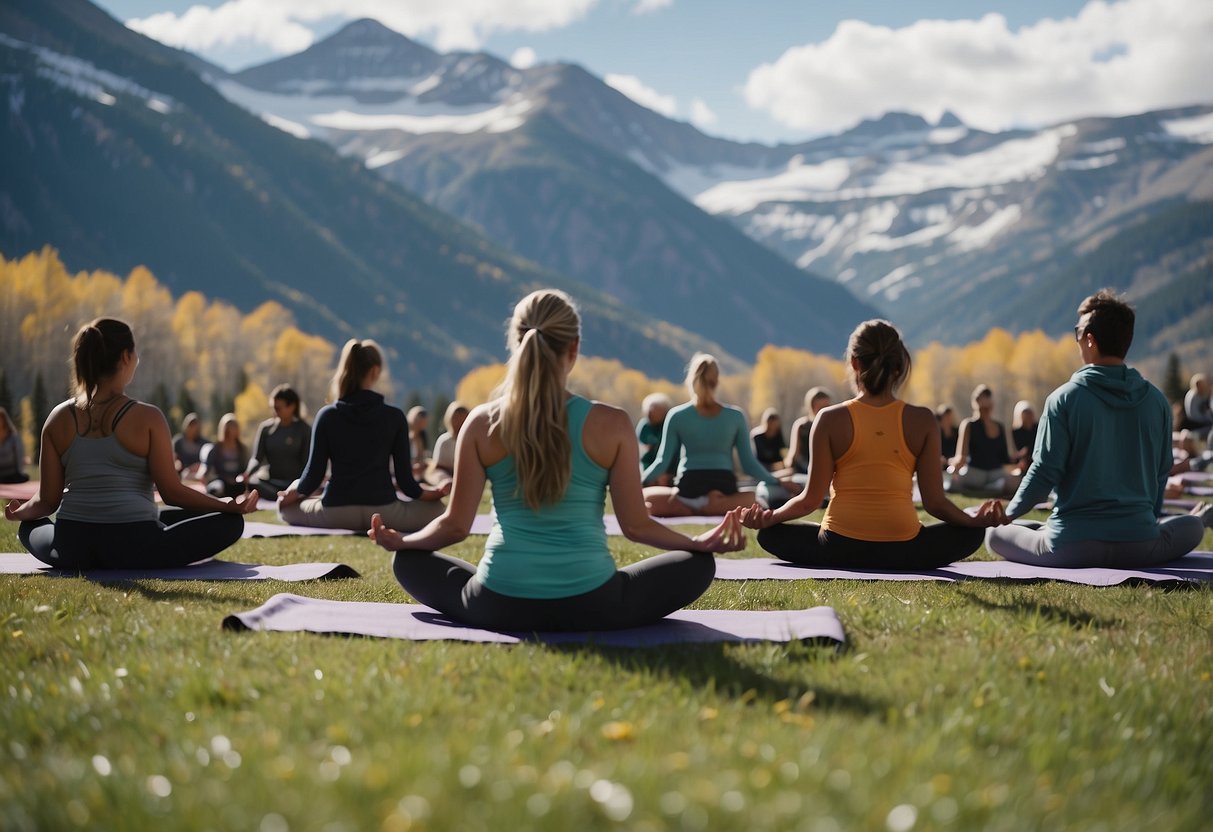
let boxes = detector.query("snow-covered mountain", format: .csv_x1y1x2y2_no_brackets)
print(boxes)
214,19,1213,358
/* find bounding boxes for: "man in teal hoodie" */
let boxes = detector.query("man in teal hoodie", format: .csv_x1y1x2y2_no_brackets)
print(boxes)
986,290,1205,567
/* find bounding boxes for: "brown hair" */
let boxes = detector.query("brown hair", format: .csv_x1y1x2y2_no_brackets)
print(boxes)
845,320,911,396
71,318,135,406
269,384,303,420
331,339,383,401
490,290,581,509
1077,289,1134,359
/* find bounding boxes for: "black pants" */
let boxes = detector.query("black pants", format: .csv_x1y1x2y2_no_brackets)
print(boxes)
757,522,984,570
393,549,716,632
19,509,244,570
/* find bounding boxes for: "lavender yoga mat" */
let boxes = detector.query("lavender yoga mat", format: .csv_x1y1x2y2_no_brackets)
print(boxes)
713,553,1213,586
0,553,358,581
242,521,357,539
223,593,846,646
468,514,724,536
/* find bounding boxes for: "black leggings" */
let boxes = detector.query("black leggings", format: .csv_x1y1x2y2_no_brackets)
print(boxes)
757,522,985,570
392,549,716,632
19,509,244,570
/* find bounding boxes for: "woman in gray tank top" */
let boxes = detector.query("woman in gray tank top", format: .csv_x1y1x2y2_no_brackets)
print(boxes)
5,318,260,570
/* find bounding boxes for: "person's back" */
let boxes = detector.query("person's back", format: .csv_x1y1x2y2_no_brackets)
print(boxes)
1012,365,1168,544
478,395,614,598
821,399,919,542
305,389,412,506
58,401,157,523
664,402,749,476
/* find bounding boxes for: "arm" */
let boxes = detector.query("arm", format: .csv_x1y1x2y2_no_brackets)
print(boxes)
949,419,971,469
392,421,445,501
292,412,330,498
145,406,258,513
742,409,841,529
1156,398,1174,517
5,406,69,522
912,408,1004,527
784,417,806,469
370,408,489,552
1005,398,1068,519
607,407,744,552
734,410,779,485
243,422,270,478
641,410,680,484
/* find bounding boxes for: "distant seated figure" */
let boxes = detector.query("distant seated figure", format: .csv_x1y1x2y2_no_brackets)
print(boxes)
750,408,786,471
278,339,447,532
987,291,1205,567
1011,400,1038,467
427,401,469,487
0,407,29,484
200,413,250,498
642,353,782,517
636,392,675,487
1184,373,1212,440
936,404,958,468
1170,430,1213,475
949,385,1019,497
408,405,430,480
785,387,832,475
243,384,311,501
172,412,206,480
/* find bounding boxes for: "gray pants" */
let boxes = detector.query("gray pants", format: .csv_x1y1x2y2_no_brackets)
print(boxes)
985,516,1205,568
279,497,443,533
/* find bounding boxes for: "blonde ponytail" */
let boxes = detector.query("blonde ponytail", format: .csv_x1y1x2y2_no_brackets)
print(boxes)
685,352,719,405
490,290,581,509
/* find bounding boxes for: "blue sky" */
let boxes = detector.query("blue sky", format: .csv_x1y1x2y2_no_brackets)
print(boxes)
95,0,1210,143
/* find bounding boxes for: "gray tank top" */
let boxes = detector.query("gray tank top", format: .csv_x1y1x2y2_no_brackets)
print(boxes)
57,403,158,524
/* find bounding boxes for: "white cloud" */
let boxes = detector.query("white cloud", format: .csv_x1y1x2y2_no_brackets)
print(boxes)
632,0,673,14
689,98,717,129
604,73,677,117
743,0,1213,135
127,0,597,56
510,46,538,69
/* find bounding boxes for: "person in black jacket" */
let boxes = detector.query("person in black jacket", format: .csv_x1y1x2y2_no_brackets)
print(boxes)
278,339,447,531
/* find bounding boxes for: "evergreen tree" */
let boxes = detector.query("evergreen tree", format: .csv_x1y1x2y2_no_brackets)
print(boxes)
177,384,198,420
1162,352,1186,404
149,381,173,418
404,390,424,412
431,392,452,427
31,373,49,461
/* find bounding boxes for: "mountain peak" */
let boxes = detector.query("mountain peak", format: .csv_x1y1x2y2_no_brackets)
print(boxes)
845,111,933,137
936,110,964,128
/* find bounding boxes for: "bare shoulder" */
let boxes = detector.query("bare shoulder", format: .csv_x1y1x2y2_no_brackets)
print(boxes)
463,403,494,436
902,403,935,428
814,402,849,426
585,401,631,436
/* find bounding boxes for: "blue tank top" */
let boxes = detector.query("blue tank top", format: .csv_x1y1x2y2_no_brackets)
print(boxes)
58,433,158,523
476,396,615,599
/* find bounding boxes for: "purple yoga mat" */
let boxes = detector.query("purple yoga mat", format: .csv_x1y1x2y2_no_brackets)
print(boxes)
0,553,358,581
713,553,1213,586
468,514,723,536
223,593,846,646
242,521,357,539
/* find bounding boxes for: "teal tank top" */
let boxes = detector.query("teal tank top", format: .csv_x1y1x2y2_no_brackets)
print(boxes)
476,396,615,599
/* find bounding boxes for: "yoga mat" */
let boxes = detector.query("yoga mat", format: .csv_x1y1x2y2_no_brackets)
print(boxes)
713,553,1213,586
468,514,727,536
242,521,357,539
0,553,358,581
0,481,38,502
223,593,847,646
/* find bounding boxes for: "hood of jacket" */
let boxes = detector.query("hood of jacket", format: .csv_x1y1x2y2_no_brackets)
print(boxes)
1069,363,1151,410
334,389,386,424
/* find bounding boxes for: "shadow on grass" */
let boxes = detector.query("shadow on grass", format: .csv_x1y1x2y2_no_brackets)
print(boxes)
957,587,1121,630
548,642,885,718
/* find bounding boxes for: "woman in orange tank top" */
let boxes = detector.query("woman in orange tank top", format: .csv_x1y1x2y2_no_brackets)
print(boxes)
740,320,1007,569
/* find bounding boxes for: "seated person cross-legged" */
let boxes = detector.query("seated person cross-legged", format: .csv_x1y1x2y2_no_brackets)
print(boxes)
369,290,746,632
739,319,1006,570
986,291,1205,568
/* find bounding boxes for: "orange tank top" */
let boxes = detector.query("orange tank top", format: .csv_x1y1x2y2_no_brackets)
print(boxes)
821,399,921,542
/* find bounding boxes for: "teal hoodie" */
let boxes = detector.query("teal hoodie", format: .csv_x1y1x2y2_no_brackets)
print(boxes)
1007,364,1172,546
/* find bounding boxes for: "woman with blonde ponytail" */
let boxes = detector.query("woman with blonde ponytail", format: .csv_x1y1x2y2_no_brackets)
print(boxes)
279,339,447,531
739,320,1007,569
6,318,257,569
642,353,785,517
370,290,745,632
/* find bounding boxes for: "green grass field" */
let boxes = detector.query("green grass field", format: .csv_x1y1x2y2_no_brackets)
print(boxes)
2,502,1210,832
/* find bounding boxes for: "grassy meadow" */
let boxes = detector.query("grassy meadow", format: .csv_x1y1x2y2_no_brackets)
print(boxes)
1,500,1210,832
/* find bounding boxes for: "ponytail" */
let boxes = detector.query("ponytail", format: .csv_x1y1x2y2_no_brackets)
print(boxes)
685,353,719,405
845,319,911,397
71,318,135,405
331,339,383,401
491,290,581,509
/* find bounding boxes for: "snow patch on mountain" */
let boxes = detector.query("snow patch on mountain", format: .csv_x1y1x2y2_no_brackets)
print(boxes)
1163,112,1213,144
217,78,532,136
261,112,311,139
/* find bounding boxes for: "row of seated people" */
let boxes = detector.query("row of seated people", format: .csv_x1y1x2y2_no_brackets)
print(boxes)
5,289,1208,633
